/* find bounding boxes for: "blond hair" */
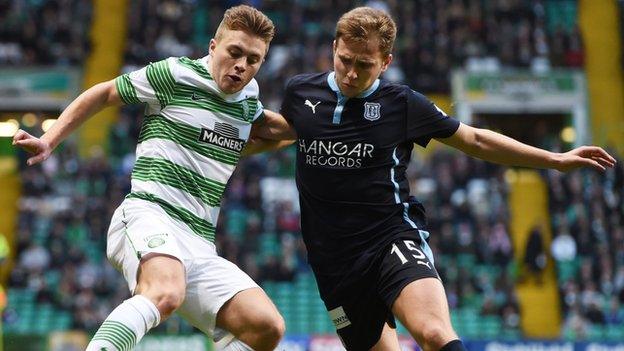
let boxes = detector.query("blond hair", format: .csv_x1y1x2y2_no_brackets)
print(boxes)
335,7,397,57
215,5,275,44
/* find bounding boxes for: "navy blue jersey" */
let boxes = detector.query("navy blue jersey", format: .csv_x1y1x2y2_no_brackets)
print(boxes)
280,72,460,276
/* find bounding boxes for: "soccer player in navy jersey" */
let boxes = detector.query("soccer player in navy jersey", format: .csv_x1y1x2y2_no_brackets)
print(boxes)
248,6,616,351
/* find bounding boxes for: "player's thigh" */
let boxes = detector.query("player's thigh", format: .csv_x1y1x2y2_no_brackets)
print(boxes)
314,273,390,350
391,277,457,347
216,287,283,335
134,254,186,299
106,200,187,295
370,322,401,351
176,255,274,338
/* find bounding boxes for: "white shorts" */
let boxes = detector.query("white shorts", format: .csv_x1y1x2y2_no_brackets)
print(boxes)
106,198,259,338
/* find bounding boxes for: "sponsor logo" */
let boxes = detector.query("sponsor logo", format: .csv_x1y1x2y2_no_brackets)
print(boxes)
298,139,374,169
484,342,574,351
304,99,321,114
198,122,245,152
363,102,381,121
191,92,208,102
328,306,351,330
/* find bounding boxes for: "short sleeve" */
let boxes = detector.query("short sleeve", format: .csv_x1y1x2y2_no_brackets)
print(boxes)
115,58,177,108
406,89,460,147
252,100,264,123
279,77,297,123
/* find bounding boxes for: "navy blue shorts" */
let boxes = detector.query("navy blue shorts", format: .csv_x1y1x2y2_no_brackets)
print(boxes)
312,236,440,350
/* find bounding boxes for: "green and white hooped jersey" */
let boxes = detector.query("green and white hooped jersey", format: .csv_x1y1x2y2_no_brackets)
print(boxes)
115,56,263,244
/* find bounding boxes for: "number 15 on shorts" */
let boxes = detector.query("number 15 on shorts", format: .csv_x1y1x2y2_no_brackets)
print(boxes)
391,240,432,269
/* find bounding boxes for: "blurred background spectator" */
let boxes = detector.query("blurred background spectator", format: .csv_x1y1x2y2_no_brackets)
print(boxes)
1,0,622,344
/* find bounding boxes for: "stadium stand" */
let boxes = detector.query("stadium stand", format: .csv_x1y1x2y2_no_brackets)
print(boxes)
0,0,92,65
547,162,624,340
2,0,623,347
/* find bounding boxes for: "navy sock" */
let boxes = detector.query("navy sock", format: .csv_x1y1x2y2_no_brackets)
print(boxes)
439,339,467,351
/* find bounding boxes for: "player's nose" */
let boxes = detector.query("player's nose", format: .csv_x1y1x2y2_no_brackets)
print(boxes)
346,68,357,80
234,58,247,73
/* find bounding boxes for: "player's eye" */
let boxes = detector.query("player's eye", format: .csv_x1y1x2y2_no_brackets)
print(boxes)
340,56,352,65
229,50,242,58
247,56,260,65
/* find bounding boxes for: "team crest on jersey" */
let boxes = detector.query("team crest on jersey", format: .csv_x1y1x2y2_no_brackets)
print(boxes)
363,102,381,121
145,233,168,248
241,100,251,121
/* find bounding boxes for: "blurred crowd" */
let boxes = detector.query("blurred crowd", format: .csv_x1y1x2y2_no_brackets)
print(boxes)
0,0,92,65
10,109,524,333
547,162,624,337
0,0,583,94
3,0,622,341
408,151,520,331
10,140,129,330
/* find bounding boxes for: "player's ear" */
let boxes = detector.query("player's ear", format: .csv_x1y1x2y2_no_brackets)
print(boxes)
380,54,393,73
209,39,217,56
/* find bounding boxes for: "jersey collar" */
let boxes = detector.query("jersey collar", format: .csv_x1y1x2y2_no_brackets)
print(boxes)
327,71,380,98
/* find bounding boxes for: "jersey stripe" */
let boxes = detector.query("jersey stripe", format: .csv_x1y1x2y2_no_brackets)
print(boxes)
136,138,235,185
173,84,259,122
146,59,176,107
391,148,435,263
138,115,240,165
131,179,221,226
177,56,212,80
131,156,226,207
127,191,216,242
115,74,141,104
115,56,260,243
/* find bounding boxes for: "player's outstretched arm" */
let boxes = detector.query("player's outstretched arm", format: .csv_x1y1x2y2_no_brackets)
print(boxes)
13,80,123,165
241,137,295,156
437,123,617,172
252,109,297,140
241,109,297,156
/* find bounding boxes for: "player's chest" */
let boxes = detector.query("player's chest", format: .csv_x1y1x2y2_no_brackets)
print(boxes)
290,93,405,145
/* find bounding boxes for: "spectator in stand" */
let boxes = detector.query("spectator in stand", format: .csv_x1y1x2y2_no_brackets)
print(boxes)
7,0,621,342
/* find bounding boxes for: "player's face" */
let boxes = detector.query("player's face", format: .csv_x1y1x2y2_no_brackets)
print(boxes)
333,37,392,98
209,29,267,94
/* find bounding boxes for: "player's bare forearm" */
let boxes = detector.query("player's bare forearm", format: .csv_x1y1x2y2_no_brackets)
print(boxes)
253,109,297,140
441,124,557,167
241,137,295,157
439,123,616,172
13,79,123,165
242,109,297,156
42,80,122,149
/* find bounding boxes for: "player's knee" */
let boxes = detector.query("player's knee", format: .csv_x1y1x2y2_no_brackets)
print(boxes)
419,323,453,350
256,313,285,347
149,286,185,319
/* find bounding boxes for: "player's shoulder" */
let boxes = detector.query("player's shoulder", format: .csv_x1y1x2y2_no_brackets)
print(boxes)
285,72,329,90
166,56,214,81
376,80,425,105
379,80,424,99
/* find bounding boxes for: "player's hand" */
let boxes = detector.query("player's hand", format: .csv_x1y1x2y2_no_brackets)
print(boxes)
12,129,53,166
555,146,617,172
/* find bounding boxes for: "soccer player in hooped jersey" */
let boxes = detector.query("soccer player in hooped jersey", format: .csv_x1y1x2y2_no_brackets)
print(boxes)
13,5,285,351
250,6,617,351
